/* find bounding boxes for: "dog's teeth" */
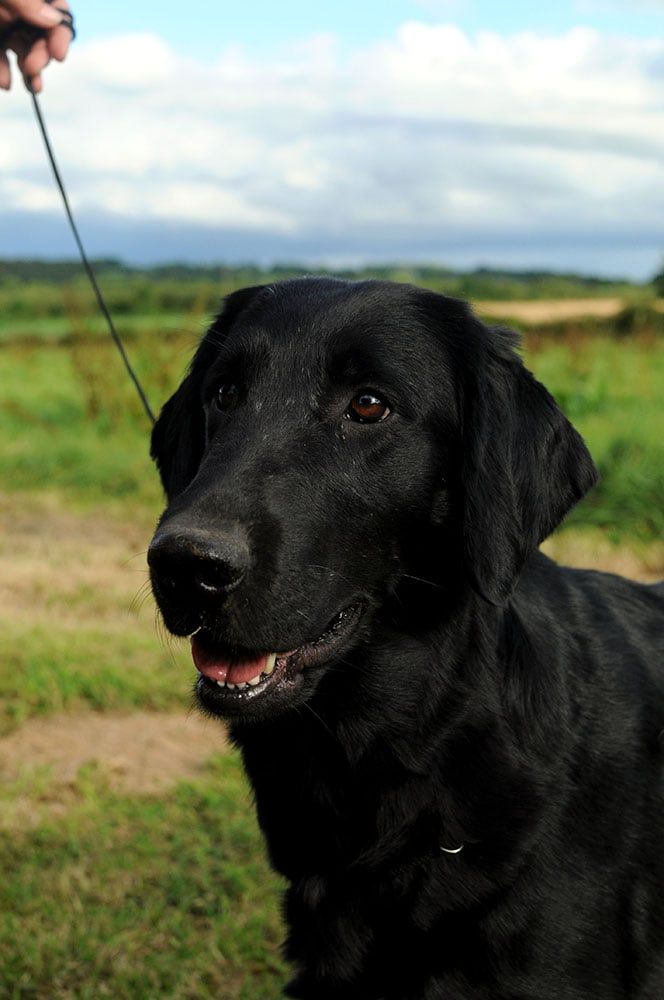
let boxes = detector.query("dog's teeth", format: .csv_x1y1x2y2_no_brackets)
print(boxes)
211,658,277,693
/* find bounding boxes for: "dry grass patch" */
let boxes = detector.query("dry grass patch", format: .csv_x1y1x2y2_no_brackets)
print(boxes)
542,531,664,583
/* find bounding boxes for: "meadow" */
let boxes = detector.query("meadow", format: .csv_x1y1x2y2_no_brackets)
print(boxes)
0,267,662,998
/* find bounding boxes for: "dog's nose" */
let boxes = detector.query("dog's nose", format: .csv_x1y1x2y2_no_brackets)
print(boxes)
148,529,249,599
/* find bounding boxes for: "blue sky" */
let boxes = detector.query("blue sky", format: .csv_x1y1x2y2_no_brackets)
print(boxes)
82,1,664,55
2,1,663,276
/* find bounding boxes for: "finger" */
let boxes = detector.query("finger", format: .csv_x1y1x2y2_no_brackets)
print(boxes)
47,21,71,61
24,68,42,91
0,49,11,90
16,33,50,78
48,0,70,15
3,1,63,30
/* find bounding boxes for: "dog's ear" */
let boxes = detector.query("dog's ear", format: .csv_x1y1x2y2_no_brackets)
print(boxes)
456,312,598,604
150,285,266,499
150,370,203,500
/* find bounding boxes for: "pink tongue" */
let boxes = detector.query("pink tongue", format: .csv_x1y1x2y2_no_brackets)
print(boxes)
192,638,269,684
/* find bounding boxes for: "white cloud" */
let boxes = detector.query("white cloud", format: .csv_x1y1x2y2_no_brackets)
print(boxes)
2,23,663,271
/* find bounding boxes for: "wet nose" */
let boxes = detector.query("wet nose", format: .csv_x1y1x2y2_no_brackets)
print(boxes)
148,528,250,599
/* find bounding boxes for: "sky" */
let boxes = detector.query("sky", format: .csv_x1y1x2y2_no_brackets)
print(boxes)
1,1,663,276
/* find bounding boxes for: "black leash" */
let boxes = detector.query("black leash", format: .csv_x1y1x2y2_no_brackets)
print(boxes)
30,90,156,425
1,13,153,421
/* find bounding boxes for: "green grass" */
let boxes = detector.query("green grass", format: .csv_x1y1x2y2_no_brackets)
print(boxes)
0,754,287,999
0,623,190,737
523,334,664,542
0,312,194,345
0,317,662,540
0,337,173,510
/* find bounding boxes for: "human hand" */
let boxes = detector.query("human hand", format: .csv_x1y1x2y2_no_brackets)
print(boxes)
0,0,74,92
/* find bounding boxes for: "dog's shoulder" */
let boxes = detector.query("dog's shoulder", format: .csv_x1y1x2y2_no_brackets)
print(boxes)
513,551,664,708
518,550,664,622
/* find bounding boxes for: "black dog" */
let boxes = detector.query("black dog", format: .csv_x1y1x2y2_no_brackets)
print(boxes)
148,278,664,999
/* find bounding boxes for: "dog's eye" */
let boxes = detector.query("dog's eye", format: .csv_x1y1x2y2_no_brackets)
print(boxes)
345,392,391,424
216,384,240,412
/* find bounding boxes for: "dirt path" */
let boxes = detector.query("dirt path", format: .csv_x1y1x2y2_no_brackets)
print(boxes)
0,709,227,794
0,709,230,831
475,297,626,323
477,297,664,323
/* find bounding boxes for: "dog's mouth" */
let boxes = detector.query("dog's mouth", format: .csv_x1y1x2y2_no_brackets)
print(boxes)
192,601,364,717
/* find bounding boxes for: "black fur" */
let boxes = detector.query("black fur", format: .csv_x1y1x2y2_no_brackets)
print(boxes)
149,278,664,999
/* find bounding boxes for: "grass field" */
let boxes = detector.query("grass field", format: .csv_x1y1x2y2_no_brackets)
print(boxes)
0,497,288,999
0,283,663,998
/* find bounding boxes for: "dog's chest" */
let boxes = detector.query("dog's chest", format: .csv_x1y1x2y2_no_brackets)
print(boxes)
239,730,475,892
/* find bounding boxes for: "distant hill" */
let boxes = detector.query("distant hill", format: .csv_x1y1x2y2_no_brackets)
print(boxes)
0,257,646,299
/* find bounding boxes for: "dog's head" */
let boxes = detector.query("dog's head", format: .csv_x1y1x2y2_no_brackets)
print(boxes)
148,279,597,722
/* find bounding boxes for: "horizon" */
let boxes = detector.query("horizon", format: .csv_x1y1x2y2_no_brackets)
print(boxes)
0,254,652,285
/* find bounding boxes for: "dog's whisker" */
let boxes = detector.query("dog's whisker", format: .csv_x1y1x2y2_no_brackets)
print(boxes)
398,572,444,590
122,549,149,568
302,701,338,742
128,579,154,615
154,611,181,667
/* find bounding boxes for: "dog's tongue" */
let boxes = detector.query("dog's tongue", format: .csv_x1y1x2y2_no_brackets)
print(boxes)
191,638,269,684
